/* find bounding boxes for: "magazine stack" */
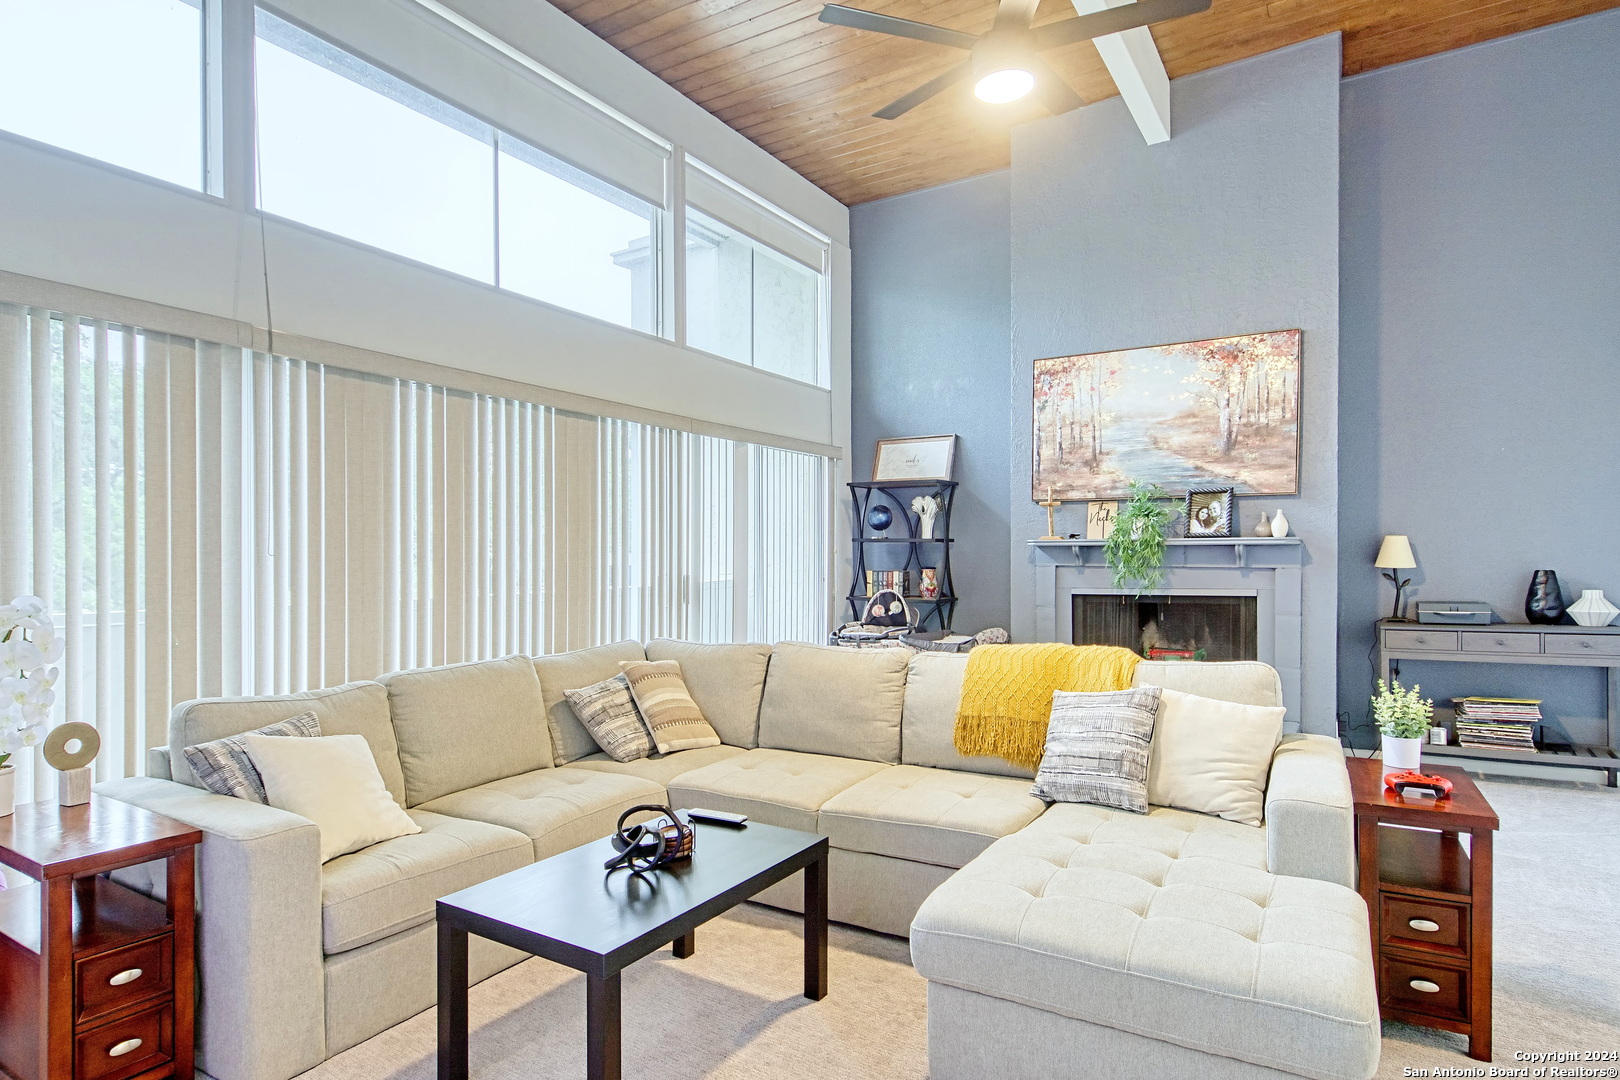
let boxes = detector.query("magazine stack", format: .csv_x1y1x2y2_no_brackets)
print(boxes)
1452,696,1541,752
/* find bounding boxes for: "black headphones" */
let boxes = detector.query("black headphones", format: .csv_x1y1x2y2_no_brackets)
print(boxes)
604,804,695,875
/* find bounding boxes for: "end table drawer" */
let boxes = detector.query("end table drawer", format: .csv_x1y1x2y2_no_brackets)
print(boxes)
75,1002,173,1080
1380,956,1469,1022
1381,895,1469,957
1384,630,1458,653
1461,633,1541,656
1544,634,1620,658
77,935,173,1025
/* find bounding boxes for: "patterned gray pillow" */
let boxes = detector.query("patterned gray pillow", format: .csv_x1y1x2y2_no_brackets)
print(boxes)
182,712,322,802
565,675,655,763
1031,687,1162,813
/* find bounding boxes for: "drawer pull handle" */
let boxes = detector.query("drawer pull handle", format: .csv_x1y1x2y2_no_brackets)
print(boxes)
108,968,144,986
108,1039,143,1058
1408,919,1441,933
1409,979,1442,994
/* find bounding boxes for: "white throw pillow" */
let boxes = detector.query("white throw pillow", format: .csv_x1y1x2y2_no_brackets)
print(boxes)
1146,688,1287,827
241,733,421,862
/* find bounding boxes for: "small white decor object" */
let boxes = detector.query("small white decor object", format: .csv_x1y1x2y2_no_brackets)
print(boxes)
910,494,942,539
1372,678,1433,771
43,720,101,807
1269,509,1290,537
1253,512,1271,537
1429,727,1449,746
1568,589,1619,628
1,595,64,816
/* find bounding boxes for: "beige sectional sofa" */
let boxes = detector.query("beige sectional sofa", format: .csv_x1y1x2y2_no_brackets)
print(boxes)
98,639,1377,1080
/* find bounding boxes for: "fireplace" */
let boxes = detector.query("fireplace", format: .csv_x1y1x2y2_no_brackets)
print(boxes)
1074,594,1258,661
1029,537,1304,727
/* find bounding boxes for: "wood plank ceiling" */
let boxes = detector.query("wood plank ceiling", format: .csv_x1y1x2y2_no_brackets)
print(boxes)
554,0,1620,204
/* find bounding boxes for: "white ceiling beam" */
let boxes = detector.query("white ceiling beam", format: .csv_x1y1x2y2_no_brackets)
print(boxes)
1069,0,1172,144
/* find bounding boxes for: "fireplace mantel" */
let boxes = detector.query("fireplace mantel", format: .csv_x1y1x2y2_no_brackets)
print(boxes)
1028,536,1305,727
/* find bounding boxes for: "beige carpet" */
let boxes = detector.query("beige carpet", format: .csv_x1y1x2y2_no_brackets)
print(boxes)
303,775,1618,1080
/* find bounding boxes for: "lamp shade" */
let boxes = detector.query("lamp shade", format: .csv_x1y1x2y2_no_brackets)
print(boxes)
1375,535,1416,569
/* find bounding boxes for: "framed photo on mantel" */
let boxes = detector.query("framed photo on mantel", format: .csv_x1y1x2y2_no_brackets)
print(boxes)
873,435,956,483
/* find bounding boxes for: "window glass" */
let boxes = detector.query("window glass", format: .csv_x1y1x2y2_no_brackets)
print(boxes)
254,9,494,282
497,135,658,334
685,209,819,384
0,0,204,189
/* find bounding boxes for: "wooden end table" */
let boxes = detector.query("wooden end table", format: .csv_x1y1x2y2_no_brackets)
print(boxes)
437,816,829,1080
0,795,203,1080
1348,759,1499,1061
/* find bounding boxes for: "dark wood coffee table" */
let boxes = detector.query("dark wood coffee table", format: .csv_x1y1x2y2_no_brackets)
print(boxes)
435,815,829,1080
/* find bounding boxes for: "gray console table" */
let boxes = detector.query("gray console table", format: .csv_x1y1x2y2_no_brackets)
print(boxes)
1376,619,1620,786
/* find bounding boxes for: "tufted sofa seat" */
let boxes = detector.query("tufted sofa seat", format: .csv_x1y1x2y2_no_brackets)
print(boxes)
912,803,1381,1080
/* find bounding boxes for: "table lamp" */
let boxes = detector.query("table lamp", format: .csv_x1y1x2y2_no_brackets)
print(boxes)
1376,535,1416,621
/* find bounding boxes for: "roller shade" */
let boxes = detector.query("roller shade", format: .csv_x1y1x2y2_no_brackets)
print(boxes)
264,0,669,206
685,164,829,272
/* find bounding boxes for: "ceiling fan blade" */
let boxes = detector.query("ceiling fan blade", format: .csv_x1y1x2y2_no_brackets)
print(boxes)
1032,58,1086,114
872,60,974,119
992,0,1042,31
818,5,977,49
1031,0,1211,51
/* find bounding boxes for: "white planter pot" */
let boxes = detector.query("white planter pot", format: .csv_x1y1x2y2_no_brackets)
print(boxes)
1568,589,1619,627
1381,735,1423,771
0,764,14,818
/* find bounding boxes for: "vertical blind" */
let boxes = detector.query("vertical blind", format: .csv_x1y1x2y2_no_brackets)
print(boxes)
0,302,831,799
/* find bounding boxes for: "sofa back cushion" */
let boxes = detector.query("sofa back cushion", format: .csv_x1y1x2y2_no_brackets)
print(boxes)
381,656,552,806
1133,660,1283,710
531,640,648,765
900,652,1034,779
645,639,771,748
168,681,406,805
757,642,907,764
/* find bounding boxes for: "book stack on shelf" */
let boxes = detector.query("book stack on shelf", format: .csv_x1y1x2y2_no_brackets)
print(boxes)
864,570,909,597
1452,697,1542,753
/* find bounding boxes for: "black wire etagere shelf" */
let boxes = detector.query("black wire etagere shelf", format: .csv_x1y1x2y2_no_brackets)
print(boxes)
848,480,958,633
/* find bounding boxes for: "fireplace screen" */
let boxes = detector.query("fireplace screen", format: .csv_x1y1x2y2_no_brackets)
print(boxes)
1074,594,1258,662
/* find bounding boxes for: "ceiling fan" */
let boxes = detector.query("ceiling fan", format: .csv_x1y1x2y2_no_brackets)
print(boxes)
818,0,1212,119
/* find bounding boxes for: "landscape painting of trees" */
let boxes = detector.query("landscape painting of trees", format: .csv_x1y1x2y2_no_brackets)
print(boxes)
1032,330,1301,500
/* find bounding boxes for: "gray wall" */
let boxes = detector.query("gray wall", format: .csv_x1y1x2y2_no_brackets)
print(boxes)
1337,9,1620,747
1009,36,1343,733
850,172,1013,633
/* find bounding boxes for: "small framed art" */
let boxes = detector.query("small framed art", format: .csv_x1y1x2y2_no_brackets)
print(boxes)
873,435,956,483
1184,487,1234,538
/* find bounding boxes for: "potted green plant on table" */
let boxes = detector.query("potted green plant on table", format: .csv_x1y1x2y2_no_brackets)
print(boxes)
1372,678,1433,770
1104,481,1174,595
1,596,63,817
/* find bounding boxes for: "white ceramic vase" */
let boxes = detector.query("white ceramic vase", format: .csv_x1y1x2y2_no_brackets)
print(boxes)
0,764,14,818
1381,734,1423,771
1568,589,1619,628
1269,509,1290,537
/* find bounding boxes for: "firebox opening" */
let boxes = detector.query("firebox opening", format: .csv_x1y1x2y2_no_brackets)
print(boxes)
1074,594,1258,662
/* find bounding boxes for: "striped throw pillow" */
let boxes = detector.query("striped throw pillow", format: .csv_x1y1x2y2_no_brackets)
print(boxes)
1031,687,1161,813
565,675,655,763
619,660,721,754
182,711,322,803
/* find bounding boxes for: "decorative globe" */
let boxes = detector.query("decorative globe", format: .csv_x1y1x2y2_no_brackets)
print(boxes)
865,505,893,533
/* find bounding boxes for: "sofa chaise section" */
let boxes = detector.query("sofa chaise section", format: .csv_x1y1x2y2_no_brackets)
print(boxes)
911,803,1381,1080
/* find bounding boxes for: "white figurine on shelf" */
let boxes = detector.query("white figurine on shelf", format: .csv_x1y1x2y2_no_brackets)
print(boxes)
911,494,941,539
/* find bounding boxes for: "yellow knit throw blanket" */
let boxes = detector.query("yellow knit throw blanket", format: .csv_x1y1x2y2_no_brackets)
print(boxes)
954,643,1142,771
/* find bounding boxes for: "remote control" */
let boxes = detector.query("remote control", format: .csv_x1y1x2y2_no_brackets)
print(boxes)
686,808,748,826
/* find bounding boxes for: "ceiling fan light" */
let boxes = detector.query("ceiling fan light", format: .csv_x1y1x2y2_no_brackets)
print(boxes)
973,66,1035,103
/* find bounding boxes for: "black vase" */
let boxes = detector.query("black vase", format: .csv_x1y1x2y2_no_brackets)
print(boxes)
1525,570,1566,624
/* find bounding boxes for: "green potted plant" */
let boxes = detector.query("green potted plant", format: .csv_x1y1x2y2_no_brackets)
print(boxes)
1103,481,1174,595
1372,678,1433,770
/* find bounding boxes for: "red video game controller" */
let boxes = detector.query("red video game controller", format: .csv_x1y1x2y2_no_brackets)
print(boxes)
1383,770,1454,799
